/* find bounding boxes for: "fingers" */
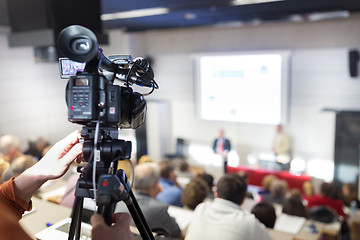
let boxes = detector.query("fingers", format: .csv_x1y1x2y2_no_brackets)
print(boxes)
61,142,83,165
56,130,82,150
91,213,105,227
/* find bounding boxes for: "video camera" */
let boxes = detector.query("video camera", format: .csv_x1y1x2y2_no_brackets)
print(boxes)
57,25,158,129
57,25,157,240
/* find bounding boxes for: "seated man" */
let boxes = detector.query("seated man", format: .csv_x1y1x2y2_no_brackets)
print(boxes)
185,174,273,240
156,160,183,207
115,162,181,238
251,202,277,229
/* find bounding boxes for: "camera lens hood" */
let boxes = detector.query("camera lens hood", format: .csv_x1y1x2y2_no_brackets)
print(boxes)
57,25,99,63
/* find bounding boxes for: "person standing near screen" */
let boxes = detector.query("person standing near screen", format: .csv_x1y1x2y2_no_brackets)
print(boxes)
212,129,231,173
272,124,292,171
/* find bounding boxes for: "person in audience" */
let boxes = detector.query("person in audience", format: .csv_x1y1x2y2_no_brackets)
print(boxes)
307,182,346,220
23,136,49,161
261,179,288,204
198,172,215,199
308,182,351,240
0,158,9,183
302,180,315,202
0,134,22,164
156,160,183,207
185,174,273,240
0,131,135,240
251,202,277,228
289,188,302,199
181,177,209,210
115,162,181,238
138,154,154,165
175,159,194,188
212,129,231,173
282,195,307,218
177,160,194,179
3,154,36,181
258,174,278,195
342,182,360,208
237,170,254,199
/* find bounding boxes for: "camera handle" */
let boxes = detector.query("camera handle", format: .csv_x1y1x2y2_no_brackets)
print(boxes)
68,170,155,240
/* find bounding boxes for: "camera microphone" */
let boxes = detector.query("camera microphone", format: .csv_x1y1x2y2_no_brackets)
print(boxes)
115,73,153,88
134,57,154,81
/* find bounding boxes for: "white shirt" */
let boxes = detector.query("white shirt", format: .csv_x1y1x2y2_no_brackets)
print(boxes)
185,198,273,240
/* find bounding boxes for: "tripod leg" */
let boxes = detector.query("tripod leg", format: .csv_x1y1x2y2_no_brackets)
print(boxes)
68,196,84,240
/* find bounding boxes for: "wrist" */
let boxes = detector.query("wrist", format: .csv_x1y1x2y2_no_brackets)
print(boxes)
13,168,48,202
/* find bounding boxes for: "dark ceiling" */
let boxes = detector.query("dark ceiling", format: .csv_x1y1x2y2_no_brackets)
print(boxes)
100,0,360,32
1,0,360,32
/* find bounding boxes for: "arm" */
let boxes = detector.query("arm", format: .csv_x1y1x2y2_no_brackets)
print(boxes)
212,139,217,153
13,130,83,203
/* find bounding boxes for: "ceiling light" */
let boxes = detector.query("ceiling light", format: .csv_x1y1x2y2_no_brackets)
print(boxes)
184,13,197,20
232,0,283,6
306,10,350,22
101,7,169,21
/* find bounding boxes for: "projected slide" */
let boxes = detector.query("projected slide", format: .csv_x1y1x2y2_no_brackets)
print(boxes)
199,53,286,125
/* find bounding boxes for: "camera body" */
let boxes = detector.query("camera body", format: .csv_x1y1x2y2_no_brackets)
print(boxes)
66,72,146,129
66,74,121,125
57,25,152,130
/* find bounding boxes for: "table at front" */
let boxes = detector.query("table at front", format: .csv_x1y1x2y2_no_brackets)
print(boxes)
227,165,312,192
20,197,72,238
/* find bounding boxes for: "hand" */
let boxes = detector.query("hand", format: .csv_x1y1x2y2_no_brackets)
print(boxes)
13,131,83,202
27,130,83,181
91,213,135,240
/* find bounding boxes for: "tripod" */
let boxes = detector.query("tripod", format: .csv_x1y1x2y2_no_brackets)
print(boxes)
67,126,155,240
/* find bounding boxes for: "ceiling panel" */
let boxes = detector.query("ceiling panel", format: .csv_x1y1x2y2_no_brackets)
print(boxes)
2,0,360,31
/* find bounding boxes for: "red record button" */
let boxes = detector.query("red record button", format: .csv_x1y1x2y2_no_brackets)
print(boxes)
102,181,108,187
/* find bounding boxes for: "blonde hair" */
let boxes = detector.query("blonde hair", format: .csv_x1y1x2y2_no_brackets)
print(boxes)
138,155,154,165
262,175,278,191
303,180,314,197
0,158,10,183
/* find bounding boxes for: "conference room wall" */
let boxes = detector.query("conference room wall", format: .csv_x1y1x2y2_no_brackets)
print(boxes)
123,14,360,170
0,13,359,176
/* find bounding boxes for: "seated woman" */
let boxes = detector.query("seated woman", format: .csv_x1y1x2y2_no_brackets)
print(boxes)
342,182,360,208
261,179,288,204
307,182,346,221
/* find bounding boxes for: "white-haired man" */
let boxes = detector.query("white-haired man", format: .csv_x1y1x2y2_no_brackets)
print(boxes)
115,162,181,238
0,134,22,164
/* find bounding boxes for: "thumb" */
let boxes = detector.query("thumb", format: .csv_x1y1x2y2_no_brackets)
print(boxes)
113,212,132,225
90,213,105,228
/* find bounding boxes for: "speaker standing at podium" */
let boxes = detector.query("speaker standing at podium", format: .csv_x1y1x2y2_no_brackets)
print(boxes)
212,129,231,173
272,124,292,171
